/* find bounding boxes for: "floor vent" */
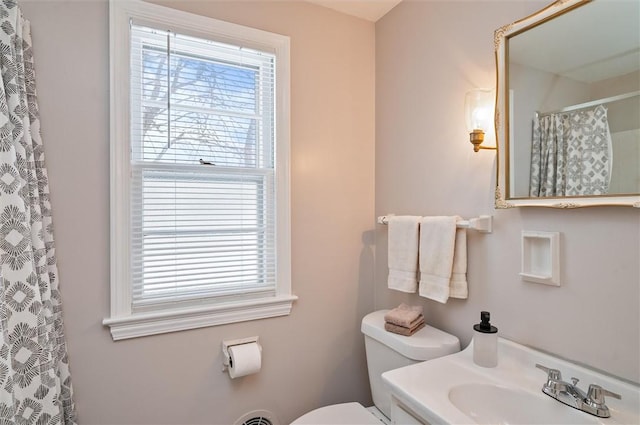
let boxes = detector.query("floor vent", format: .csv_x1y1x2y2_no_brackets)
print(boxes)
234,410,280,425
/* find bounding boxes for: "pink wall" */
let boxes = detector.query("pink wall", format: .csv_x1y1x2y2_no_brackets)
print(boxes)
375,0,639,383
21,0,375,423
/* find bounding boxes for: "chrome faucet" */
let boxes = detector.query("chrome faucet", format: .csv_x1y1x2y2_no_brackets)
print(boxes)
535,364,621,418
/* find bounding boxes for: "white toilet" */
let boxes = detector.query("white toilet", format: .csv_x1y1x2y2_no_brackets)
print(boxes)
291,310,460,424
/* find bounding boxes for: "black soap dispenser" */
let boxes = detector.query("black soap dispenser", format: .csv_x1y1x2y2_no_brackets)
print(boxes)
473,311,498,367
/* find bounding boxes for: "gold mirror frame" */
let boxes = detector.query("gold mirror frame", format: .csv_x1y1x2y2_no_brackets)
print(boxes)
494,0,640,209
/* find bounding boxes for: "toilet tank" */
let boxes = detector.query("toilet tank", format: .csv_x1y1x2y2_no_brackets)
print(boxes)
361,310,460,420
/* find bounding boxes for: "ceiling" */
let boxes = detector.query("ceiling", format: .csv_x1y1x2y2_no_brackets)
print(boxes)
305,0,402,22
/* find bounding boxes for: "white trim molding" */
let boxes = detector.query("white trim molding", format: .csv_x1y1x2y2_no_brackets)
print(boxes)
103,295,298,340
106,0,293,340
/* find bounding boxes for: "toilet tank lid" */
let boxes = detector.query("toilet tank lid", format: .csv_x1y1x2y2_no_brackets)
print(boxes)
361,310,460,361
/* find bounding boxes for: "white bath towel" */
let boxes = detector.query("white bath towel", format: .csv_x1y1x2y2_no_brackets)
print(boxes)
387,216,421,293
418,216,467,303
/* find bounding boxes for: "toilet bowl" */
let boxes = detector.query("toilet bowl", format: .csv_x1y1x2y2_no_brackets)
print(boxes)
290,310,460,424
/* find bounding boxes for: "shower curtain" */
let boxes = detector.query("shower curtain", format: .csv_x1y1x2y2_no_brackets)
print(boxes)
0,2,76,424
530,104,613,197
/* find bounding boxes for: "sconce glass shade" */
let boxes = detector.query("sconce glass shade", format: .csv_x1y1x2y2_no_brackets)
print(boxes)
465,89,496,152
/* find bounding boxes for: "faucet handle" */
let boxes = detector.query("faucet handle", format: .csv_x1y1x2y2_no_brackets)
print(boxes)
535,363,562,381
587,384,621,406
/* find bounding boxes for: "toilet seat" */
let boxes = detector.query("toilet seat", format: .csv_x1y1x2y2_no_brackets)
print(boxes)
290,402,384,425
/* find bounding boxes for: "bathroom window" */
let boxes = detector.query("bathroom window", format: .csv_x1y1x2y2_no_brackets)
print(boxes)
105,0,294,340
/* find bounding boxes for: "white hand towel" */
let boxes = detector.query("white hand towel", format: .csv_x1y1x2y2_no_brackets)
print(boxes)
449,226,468,299
418,216,463,303
387,216,421,293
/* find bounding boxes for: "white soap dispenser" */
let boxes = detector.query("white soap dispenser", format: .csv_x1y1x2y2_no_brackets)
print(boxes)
473,311,498,368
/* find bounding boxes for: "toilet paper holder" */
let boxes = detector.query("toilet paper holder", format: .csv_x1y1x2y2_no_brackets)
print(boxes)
222,336,261,372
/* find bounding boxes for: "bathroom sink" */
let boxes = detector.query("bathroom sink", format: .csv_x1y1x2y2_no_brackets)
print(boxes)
448,383,598,425
382,338,640,425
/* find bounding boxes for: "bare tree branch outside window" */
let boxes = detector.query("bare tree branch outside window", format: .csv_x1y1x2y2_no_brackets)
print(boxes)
141,47,260,168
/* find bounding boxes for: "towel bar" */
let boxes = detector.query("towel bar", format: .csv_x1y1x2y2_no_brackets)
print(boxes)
377,215,492,233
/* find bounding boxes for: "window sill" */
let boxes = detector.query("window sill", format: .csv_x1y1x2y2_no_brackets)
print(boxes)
103,295,298,340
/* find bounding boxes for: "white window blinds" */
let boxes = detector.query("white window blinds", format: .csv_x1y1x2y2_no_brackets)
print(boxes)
129,24,277,310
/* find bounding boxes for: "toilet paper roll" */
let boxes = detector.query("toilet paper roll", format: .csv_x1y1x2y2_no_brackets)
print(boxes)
228,342,262,379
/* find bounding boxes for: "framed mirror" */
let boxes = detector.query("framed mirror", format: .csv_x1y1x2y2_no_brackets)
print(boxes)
495,0,640,208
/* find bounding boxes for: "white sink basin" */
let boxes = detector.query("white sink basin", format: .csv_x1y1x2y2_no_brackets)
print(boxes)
382,337,640,425
448,383,598,424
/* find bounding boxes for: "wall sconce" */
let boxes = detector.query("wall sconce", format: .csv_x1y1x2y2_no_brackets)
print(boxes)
465,88,496,152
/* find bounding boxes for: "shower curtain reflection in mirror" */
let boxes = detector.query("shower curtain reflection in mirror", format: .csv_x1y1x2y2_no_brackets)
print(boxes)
529,105,613,197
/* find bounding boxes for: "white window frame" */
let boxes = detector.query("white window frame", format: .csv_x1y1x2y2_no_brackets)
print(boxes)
104,0,294,340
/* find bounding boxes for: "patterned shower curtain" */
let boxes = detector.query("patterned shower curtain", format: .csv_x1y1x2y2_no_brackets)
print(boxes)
530,104,613,197
0,2,76,424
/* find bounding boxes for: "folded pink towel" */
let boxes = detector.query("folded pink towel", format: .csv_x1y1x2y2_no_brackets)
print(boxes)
384,319,425,336
384,303,424,328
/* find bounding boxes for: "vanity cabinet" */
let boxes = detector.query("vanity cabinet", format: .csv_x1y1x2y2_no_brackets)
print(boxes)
390,397,429,425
